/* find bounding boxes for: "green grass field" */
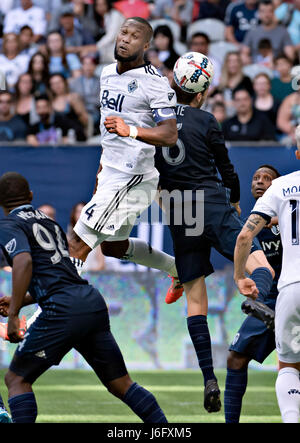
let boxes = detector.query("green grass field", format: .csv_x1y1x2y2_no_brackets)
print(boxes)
0,368,282,423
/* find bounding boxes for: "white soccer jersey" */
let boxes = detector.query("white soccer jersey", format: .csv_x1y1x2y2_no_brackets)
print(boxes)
99,62,177,175
0,54,30,89
252,170,300,291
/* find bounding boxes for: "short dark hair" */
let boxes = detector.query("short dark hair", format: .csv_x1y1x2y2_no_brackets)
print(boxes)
172,81,198,105
0,172,31,210
125,17,153,42
256,164,281,178
190,32,210,45
232,87,252,99
35,94,51,104
274,53,292,65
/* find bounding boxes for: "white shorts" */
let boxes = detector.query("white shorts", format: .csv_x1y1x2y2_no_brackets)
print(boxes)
74,165,159,249
275,282,300,363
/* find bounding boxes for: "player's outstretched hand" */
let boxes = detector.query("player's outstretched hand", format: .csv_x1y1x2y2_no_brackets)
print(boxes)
7,316,24,343
0,296,11,317
104,116,130,137
236,277,259,300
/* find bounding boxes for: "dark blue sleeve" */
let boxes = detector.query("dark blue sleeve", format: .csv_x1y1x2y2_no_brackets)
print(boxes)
0,222,31,261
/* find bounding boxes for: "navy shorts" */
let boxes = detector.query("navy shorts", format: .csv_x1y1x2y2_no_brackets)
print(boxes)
229,295,276,363
9,309,128,385
169,200,261,284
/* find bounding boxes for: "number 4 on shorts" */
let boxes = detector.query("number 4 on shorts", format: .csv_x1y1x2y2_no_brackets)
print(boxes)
85,203,96,220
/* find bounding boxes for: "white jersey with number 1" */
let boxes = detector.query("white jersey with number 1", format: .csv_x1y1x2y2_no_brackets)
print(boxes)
252,170,300,291
99,62,177,176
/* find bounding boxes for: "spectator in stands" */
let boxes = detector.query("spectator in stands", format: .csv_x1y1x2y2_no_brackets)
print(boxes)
255,38,274,69
57,5,96,55
0,32,30,91
219,51,254,117
14,72,39,126
67,201,105,272
187,32,221,88
212,101,227,126
253,72,280,128
275,0,300,49
38,203,56,220
196,0,230,21
0,90,28,141
152,25,180,70
76,0,125,63
19,25,38,58
48,73,88,140
27,51,49,96
45,31,81,79
3,0,47,43
241,0,294,65
27,94,86,146
225,0,258,45
271,54,294,103
151,0,194,29
276,89,300,144
69,55,100,134
222,87,276,141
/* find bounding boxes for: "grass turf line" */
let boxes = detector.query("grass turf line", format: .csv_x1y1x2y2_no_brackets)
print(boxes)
0,369,281,423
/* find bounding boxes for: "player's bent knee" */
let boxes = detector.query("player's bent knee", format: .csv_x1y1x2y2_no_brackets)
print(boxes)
101,240,129,259
227,351,249,370
106,374,133,399
4,370,26,390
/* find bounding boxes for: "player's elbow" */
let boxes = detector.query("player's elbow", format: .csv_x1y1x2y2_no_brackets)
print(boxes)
164,131,178,147
236,230,253,247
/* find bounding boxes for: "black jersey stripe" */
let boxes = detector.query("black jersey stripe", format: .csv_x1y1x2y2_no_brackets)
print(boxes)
93,174,143,232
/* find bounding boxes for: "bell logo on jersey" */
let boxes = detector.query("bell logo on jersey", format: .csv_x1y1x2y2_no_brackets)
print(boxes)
5,238,16,254
101,90,125,112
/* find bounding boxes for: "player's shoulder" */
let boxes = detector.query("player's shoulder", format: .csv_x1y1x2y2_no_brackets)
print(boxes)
101,63,117,76
187,108,218,126
272,171,300,187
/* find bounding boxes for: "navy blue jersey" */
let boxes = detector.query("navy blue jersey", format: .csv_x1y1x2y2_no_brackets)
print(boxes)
0,205,105,313
256,224,282,297
155,105,240,203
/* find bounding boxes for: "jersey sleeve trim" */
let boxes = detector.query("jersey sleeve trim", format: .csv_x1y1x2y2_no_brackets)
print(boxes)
251,211,271,224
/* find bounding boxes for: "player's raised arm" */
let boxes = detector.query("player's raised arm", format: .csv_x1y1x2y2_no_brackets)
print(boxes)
234,213,269,298
104,115,178,147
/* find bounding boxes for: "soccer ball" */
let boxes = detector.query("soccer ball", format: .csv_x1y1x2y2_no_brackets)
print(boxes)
173,52,214,94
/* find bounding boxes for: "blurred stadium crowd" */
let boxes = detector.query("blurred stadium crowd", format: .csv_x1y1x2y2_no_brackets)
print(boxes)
0,0,299,145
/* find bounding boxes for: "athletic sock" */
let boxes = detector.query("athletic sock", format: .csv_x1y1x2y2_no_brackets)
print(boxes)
250,267,273,298
123,382,167,423
123,237,177,276
70,257,85,276
8,392,37,423
276,367,300,423
224,367,248,423
187,315,216,385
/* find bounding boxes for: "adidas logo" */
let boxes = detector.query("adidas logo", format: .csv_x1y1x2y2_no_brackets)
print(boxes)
35,350,46,359
288,389,300,395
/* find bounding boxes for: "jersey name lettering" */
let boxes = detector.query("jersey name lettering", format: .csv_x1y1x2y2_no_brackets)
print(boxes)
17,210,48,221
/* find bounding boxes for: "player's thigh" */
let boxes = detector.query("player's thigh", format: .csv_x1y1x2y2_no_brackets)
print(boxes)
208,204,261,260
74,310,128,385
9,314,73,384
275,283,300,364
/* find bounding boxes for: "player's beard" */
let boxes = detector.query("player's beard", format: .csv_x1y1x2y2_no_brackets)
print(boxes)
114,44,140,63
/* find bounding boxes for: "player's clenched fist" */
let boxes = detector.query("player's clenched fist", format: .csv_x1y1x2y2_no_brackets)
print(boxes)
236,277,259,300
104,116,130,137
